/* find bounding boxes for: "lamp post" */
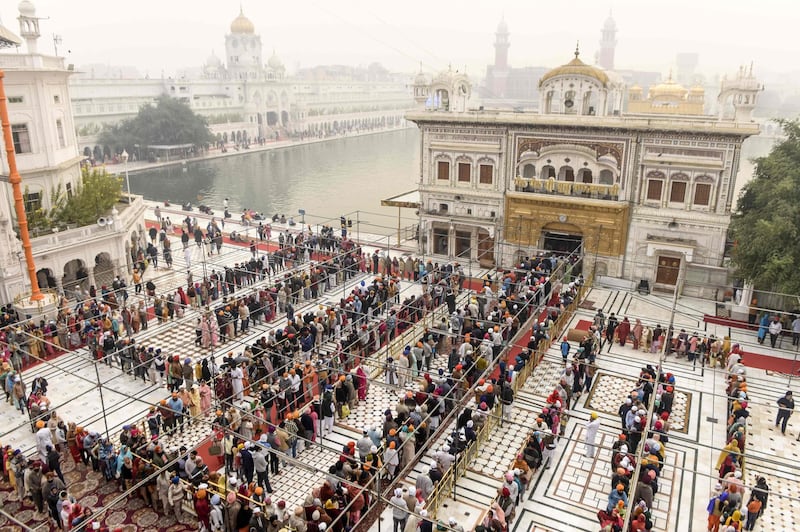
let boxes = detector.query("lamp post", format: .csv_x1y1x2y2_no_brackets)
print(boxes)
298,209,306,231
120,149,131,199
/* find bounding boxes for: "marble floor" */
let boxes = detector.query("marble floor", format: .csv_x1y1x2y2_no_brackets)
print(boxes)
8,219,800,532
425,286,800,532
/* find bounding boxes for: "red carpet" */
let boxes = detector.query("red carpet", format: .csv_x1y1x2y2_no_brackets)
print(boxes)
0,456,197,531
575,319,592,331
740,349,800,374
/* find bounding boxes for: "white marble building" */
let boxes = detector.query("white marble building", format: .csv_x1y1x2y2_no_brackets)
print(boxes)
408,49,762,297
0,2,146,307
69,8,413,154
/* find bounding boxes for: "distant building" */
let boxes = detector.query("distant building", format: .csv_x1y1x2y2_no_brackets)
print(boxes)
597,12,617,70
410,49,761,297
69,8,413,155
0,1,146,305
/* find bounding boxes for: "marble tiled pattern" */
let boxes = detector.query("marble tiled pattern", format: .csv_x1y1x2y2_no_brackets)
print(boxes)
553,425,676,529
470,406,536,479
587,372,691,434
519,358,565,399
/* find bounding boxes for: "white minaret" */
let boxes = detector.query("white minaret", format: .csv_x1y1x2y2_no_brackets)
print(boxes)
17,0,39,54
718,63,763,122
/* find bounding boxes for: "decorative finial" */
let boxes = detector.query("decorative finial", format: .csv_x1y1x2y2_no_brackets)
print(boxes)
749,61,754,76
667,68,673,82
240,3,244,15
574,42,581,58
419,60,423,73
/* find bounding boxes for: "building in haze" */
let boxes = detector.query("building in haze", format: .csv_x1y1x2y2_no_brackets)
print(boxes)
69,8,413,156
409,48,762,296
0,1,146,306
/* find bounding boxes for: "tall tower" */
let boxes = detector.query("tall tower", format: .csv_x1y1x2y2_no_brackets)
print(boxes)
718,63,762,122
494,17,510,70
598,11,617,70
17,0,39,55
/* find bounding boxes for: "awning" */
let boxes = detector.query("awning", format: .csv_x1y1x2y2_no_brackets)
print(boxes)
381,190,419,209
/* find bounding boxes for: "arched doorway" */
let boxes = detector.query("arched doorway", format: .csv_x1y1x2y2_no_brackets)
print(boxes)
36,268,56,289
281,110,289,125
62,259,88,290
94,252,115,287
578,169,593,183
541,222,583,256
540,165,555,179
598,169,614,185
267,112,278,126
522,164,536,178
558,165,575,182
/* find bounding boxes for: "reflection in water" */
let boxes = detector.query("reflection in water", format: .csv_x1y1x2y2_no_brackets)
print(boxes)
132,129,420,232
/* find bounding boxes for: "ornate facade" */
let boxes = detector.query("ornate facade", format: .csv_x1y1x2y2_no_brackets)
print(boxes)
409,53,760,297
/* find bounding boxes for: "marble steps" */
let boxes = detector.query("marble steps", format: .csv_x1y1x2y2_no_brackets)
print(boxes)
452,470,500,506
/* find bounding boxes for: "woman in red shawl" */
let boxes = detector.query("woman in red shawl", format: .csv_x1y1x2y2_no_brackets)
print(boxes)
356,366,368,401
617,317,631,347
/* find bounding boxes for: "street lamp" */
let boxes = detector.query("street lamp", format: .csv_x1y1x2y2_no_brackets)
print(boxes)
120,149,131,200
298,209,306,230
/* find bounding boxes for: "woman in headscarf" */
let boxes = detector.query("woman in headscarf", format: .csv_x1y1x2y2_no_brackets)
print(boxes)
356,365,368,401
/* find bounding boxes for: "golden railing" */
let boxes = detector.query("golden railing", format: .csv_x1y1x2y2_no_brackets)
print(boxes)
513,177,620,200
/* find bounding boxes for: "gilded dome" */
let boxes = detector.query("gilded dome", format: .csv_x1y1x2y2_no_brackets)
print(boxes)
540,49,609,87
688,84,705,95
629,84,643,93
649,78,687,99
230,9,255,34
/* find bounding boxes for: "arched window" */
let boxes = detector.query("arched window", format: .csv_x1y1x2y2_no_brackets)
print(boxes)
578,168,593,183
598,169,614,185
541,165,556,179
522,164,536,178
693,175,714,207
558,165,575,182
564,90,576,114
646,171,665,201
669,173,690,203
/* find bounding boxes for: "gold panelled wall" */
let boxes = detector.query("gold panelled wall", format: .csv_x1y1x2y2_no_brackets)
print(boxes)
504,192,630,257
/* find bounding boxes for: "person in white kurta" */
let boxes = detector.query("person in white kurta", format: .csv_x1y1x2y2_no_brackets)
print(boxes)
231,366,244,401
585,412,601,457
35,425,52,462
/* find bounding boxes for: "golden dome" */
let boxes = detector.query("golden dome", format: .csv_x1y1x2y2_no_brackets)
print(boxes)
230,9,255,34
540,48,609,87
629,84,643,93
689,84,705,94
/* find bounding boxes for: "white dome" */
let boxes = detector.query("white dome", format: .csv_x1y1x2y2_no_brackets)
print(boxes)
18,0,36,16
267,50,284,70
206,51,222,69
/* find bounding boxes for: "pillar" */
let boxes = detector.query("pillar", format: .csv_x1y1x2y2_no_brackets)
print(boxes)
88,266,97,290
54,276,63,296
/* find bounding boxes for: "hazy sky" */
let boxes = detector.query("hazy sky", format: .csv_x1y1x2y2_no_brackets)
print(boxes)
2,0,797,81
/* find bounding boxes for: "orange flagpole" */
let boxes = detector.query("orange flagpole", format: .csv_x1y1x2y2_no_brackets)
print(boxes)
0,69,43,302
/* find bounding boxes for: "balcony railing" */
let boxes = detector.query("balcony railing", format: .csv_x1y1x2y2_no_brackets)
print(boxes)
513,177,620,200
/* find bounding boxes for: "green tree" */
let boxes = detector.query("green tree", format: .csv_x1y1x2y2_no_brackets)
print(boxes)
54,166,122,227
98,95,213,153
730,119,800,293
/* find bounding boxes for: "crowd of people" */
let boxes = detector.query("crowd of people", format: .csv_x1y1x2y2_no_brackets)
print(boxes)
0,199,588,532
704,344,771,532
